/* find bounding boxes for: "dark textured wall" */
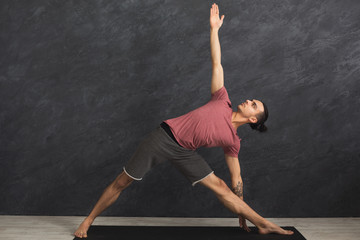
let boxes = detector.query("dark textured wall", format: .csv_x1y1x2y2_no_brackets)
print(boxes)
1,0,359,217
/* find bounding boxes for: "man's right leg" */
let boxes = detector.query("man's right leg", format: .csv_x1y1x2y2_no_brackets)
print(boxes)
74,171,134,238
199,173,294,235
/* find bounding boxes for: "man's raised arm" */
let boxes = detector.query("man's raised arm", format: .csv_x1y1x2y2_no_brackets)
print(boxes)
210,3,225,94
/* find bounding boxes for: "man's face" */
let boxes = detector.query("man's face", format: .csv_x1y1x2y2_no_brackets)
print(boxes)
237,99,265,122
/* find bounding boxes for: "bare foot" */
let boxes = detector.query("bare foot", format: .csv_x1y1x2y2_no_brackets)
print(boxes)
74,217,93,238
258,220,294,235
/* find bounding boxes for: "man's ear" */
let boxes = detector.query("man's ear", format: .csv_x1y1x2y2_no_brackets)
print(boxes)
249,116,258,124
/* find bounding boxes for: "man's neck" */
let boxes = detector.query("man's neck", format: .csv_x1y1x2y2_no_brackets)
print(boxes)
231,112,248,131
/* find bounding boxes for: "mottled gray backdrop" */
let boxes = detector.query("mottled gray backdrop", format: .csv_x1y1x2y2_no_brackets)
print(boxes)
1,0,359,217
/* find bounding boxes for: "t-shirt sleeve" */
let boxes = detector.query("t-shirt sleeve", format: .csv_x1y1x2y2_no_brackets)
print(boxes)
211,86,230,101
223,141,240,157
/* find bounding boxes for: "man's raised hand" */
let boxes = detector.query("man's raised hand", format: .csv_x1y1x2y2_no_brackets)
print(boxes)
210,3,225,30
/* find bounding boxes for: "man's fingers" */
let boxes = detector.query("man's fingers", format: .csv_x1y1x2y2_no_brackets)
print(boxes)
239,217,251,232
211,3,219,16
243,221,251,232
212,5,217,16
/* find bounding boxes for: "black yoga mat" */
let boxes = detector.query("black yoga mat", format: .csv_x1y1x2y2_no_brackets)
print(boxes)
73,226,306,240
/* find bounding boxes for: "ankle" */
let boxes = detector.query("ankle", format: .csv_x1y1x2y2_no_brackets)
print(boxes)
256,219,268,229
85,216,95,224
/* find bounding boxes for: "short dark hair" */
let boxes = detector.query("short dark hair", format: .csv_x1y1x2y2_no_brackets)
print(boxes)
248,101,268,133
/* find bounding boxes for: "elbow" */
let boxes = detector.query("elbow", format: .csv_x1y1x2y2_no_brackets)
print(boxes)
212,63,223,70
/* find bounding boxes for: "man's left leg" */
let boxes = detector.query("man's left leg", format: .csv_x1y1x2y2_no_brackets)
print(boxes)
199,173,294,235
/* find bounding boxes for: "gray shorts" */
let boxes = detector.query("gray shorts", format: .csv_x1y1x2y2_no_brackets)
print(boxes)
123,126,214,186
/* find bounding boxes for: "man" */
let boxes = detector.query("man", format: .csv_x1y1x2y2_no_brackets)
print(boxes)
74,3,294,238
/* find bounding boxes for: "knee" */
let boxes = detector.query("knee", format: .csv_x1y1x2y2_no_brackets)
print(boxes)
113,171,133,191
200,174,231,196
216,178,232,196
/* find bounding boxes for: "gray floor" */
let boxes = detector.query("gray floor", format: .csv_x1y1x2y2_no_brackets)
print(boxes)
0,215,359,240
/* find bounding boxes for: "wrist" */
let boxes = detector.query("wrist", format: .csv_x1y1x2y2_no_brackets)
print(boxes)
232,179,243,198
210,27,219,32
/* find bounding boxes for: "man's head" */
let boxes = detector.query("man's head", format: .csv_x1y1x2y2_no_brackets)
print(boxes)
237,99,269,132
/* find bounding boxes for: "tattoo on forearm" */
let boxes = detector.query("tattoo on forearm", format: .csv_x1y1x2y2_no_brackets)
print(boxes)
232,181,243,198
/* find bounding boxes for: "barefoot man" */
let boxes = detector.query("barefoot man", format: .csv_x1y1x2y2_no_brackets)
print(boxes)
74,3,294,238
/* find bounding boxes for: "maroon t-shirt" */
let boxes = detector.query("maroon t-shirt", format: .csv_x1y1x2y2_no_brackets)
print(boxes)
164,86,241,157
